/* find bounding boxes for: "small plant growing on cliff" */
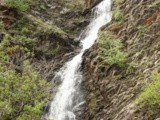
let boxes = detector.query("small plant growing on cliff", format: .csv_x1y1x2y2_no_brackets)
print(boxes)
0,21,4,32
114,0,121,4
98,32,127,67
113,0,123,22
137,25,149,38
47,47,62,57
15,35,36,50
28,16,66,38
113,7,123,22
5,0,31,12
136,70,160,115
125,62,136,75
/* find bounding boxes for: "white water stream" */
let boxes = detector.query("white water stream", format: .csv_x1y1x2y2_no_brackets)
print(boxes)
48,0,112,120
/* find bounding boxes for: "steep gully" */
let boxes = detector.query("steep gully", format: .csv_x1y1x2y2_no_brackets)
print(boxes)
47,0,112,120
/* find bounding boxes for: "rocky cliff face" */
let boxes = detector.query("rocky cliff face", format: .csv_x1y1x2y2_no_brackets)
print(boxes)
1,0,160,119
82,0,160,120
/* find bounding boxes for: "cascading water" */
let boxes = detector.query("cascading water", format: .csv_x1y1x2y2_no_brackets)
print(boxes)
48,0,112,120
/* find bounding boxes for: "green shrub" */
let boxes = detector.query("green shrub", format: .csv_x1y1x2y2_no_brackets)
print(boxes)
113,0,123,22
98,32,127,67
20,27,30,35
0,34,33,62
25,15,66,38
125,62,136,75
57,0,84,10
64,1,84,10
47,48,62,57
0,34,10,61
37,22,65,38
136,71,160,110
5,0,31,12
0,32,50,119
137,25,149,38
0,21,4,32
114,0,121,4
15,35,36,50
0,61,49,120
113,7,123,22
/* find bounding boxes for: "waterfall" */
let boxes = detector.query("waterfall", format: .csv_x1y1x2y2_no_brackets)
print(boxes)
48,0,112,120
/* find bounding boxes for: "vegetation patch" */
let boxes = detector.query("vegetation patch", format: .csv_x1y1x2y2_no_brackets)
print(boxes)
113,8,123,22
5,0,32,12
57,0,84,10
98,31,127,67
25,15,66,38
136,70,160,116
47,48,62,57
113,0,123,22
0,21,4,31
0,61,49,120
0,23,50,119
15,35,36,50
137,25,149,38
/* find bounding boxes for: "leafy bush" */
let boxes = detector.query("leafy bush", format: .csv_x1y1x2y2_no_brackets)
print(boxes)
24,15,66,38
137,25,149,38
98,32,127,67
0,33,49,119
113,0,123,22
114,0,121,4
125,62,136,75
5,0,31,12
0,21,4,32
36,22,65,38
65,1,84,10
0,34,10,61
113,7,123,22
0,61,49,120
47,48,62,57
15,35,36,50
0,33,33,62
57,0,84,10
136,71,160,110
